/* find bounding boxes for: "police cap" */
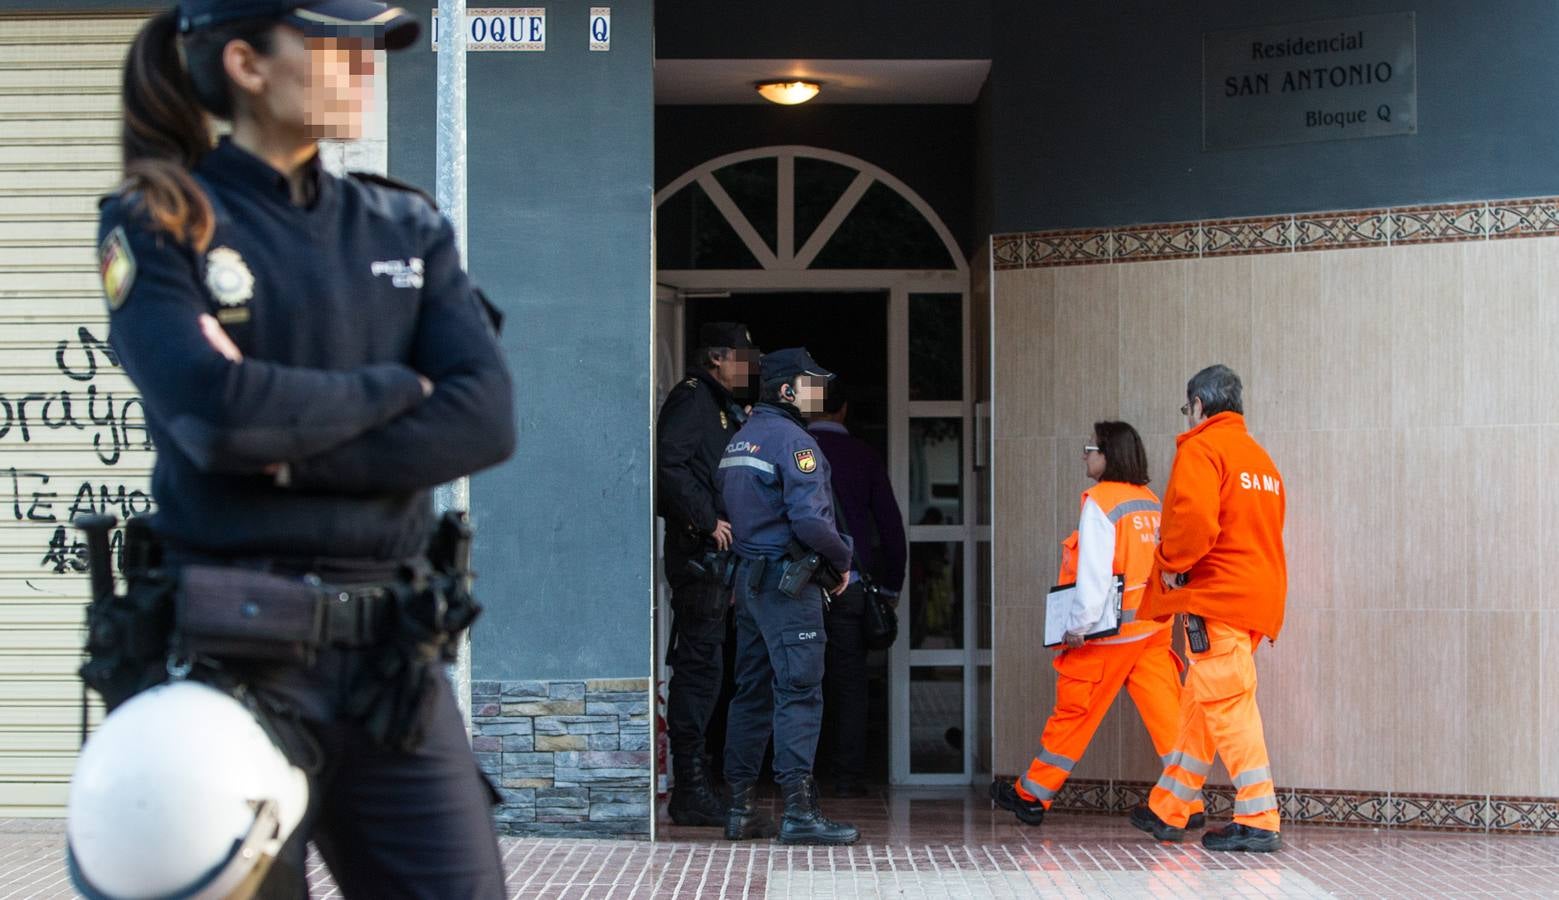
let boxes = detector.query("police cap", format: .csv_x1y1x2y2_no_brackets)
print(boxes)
698,322,755,350
760,347,835,384
177,0,421,50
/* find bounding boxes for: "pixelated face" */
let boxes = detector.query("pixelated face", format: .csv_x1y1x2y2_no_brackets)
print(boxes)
712,348,759,394
302,36,375,140
252,26,376,140
792,374,828,416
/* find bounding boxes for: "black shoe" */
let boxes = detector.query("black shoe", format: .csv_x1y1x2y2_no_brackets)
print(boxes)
988,779,1045,826
1187,812,1206,830
833,780,868,799
1128,804,1185,842
723,782,776,841
1201,823,1282,852
779,776,860,845
668,758,726,827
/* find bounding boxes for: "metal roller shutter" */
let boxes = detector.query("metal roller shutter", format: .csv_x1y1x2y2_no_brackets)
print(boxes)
0,12,149,816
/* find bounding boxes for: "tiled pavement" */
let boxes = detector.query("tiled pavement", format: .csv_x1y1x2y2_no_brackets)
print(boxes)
4,788,1557,898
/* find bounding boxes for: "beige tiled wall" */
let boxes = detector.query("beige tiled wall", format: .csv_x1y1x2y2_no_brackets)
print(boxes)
992,238,1559,798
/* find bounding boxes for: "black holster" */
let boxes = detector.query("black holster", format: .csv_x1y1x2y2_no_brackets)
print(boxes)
346,511,483,752
777,540,842,599
78,516,175,712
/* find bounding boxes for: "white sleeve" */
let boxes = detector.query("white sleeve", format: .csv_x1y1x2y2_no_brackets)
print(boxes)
1067,498,1116,634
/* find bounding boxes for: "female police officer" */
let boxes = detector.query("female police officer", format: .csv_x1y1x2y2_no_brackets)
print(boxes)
86,2,515,896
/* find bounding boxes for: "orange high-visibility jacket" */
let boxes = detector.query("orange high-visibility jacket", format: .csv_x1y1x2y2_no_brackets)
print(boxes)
1137,412,1287,640
1082,481,1168,640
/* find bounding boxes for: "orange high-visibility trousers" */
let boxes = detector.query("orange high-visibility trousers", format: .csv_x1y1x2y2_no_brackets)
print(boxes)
1017,628,1202,816
1148,619,1280,832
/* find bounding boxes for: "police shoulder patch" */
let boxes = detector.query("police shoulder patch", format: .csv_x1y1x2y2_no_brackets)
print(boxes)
98,226,136,311
794,448,817,474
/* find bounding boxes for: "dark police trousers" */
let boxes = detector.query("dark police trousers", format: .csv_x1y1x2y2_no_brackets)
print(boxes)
821,582,868,785
723,559,827,787
244,648,506,900
666,576,730,766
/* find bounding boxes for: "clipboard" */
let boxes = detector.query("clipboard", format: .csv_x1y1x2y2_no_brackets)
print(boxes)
1043,575,1124,648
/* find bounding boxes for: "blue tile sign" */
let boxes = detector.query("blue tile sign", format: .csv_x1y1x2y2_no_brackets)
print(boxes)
1203,13,1416,150
431,7,545,51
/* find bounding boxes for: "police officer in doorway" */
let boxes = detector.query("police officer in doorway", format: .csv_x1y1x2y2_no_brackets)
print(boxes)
656,322,756,825
70,3,515,897
717,348,860,845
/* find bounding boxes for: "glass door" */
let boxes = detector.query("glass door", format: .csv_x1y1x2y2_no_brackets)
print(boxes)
889,288,986,784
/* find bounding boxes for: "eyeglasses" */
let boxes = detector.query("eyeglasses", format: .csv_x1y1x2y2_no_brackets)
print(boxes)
1179,402,1194,416
1082,445,1101,456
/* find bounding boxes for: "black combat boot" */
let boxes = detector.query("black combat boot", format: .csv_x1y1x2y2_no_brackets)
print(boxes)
778,775,859,845
989,778,1045,826
1202,822,1282,852
668,756,725,827
724,782,777,841
1128,803,1185,842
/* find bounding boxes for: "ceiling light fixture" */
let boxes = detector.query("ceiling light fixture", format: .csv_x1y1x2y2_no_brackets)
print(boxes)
755,79,821,105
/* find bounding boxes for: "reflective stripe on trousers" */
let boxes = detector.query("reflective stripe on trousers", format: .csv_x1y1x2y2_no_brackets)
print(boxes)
1147,621,1279,831
1017,629,1200,817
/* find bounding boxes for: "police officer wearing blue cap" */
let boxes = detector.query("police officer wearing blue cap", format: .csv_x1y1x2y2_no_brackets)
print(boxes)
717,348,860,845
86,2,511,896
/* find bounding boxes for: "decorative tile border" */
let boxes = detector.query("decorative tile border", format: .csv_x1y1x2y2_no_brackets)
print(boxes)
1294,209,1389,250
1025,228,1113,266
1114,222,1200,261
992,196,1559,270
472,677,652,837
1005,777,1559,834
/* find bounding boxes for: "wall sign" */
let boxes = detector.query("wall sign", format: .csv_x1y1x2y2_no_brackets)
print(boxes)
589,7,610,51
1203,12,1416,150
431,7,545,51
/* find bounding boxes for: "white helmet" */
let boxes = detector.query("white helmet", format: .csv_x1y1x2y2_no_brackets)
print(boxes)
66,680,310,900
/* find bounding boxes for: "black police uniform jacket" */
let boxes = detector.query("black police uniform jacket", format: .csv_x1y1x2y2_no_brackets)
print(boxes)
655,368,743,571
95,138,515,562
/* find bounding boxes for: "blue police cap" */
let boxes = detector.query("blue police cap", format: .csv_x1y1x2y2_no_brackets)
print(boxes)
760,348,835,384
178,0,421,51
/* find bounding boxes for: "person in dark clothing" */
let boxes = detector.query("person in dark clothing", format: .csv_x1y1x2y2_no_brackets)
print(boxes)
808,384,906,796
718,348,859,846
80,3,515,897
656,322,757,825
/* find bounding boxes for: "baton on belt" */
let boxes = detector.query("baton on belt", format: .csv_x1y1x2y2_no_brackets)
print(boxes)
74,514,119,604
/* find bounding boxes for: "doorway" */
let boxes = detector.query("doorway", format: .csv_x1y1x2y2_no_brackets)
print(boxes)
656,146,987,787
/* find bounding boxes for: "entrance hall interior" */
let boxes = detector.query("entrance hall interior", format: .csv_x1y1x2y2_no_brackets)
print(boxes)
655,136,988,793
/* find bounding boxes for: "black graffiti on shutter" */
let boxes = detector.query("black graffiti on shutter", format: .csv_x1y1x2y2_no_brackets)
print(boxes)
4,326,155,573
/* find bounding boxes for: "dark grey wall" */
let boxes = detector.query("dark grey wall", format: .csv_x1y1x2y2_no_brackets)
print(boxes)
989,0,1559,231
657,105,979,255
0,0,147,9
655,0,992,59
390,4,653,681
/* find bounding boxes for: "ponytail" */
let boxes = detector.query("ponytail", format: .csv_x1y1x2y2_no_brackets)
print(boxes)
120,9,215,250
117,9,279,252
